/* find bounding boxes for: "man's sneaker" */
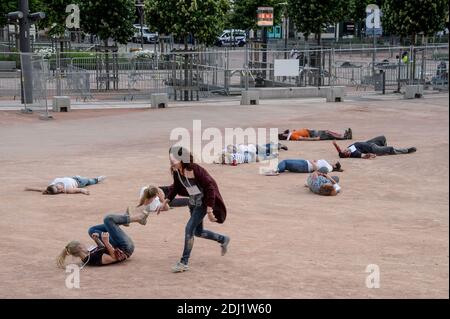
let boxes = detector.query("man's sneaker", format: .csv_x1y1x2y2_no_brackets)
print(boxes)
346,128,353,140
221,236,230,256
172,262,189,273
407,147,417,153
278,143,288,151
97,176,106,183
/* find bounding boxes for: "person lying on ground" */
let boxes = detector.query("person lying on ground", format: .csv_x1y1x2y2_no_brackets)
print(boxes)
215,143,288,165
264,159,343,175
25,175,106,195
57,211,148,269
332,135,417,159
305,170,342,196
278,128,352,141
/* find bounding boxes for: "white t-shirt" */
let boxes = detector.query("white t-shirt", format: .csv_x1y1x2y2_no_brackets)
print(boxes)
315,159,333,173
306,160,314,172
139,187,161,212
50,177,78,191
237,144,257,154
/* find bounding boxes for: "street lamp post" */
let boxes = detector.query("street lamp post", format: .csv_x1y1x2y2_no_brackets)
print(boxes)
135,1,145,49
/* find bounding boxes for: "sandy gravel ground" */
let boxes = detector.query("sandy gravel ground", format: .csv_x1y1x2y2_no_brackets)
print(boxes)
0,94,448,298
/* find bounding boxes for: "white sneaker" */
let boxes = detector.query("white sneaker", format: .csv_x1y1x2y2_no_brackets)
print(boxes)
97,176,106,183
171,262,189,273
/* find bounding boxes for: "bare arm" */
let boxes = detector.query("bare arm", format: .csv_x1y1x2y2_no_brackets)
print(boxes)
66,188,89,195
156,187,170,211
362,153,376,159
101,233,117,258
90,233,105,248
24,187,44,192
332,141,342,153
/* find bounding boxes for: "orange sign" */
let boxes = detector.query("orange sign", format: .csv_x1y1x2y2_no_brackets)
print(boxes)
257,7,274,27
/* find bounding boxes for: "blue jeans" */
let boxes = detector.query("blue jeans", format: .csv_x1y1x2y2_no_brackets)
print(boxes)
88,214,135,257
72,176,98,188
257,143,278,160
278,159,310,173
181,205,226,265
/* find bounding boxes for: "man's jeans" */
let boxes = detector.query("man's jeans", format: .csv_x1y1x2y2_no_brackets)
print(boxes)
73,176,98,188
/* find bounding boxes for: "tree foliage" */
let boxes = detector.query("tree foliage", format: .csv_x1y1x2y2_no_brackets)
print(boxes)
382,0,449,41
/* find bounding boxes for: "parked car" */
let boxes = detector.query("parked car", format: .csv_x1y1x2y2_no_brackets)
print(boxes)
215,29,246,47
131,25,159,44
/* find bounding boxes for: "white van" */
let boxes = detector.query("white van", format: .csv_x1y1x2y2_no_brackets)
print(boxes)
131,25,159,44
215,29,246,47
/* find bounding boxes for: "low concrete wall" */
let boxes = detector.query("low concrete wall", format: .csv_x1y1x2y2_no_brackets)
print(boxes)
251,86,345,100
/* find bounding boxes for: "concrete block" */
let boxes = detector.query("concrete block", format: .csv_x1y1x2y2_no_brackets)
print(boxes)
240,90,260,105
151,93,169,108
52,96,71,112
404,85,424,99
326,87,345,102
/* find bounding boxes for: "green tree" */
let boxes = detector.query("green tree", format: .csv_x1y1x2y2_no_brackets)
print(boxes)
382,0,449,43
145,0,230,47
287,0,345,44
227,0,284,31
346,0,372,36
79,0,135,45
41,0,80,37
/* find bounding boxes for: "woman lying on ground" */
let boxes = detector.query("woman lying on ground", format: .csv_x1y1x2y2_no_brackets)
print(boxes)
305,170,342,196
264,159,343,176
57,211,148,269
25,175,106,195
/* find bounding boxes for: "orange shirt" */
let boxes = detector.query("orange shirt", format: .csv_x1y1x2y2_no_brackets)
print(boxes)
289,129,310,140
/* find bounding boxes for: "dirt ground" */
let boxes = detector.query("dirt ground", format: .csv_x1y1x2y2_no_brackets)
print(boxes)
0,94,448,299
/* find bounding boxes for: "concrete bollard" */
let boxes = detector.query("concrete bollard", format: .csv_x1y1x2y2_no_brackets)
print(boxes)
404,85,424,99
151,93,169,109
240,90,260,105
52,96,71,112
326,87,345,102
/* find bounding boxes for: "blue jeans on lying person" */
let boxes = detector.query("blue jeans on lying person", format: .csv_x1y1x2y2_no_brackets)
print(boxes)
72,176,99,188
88,214,135,257
277,159,310,173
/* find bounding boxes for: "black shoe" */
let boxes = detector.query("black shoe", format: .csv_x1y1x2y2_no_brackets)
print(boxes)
278,143,288,151
347,128,353,139
407,147,417,153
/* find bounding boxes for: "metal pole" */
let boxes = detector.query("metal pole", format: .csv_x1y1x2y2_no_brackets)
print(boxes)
56,39,62,96
19,0,33,104
372,27,375,77
262,27,267,79
245,42,249,91
140,9,144,50
396,48,402,93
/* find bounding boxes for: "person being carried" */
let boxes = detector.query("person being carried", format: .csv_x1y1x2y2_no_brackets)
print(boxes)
25,175,106,195
278,128,352,141
333,135,417,159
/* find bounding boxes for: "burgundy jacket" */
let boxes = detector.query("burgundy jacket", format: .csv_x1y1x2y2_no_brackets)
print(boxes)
167,164,227,223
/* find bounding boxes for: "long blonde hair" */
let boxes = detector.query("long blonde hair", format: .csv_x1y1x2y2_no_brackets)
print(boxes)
57,241,82,269
137,185,159,207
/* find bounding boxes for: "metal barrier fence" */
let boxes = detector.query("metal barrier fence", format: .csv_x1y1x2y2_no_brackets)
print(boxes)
0,44,448,104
